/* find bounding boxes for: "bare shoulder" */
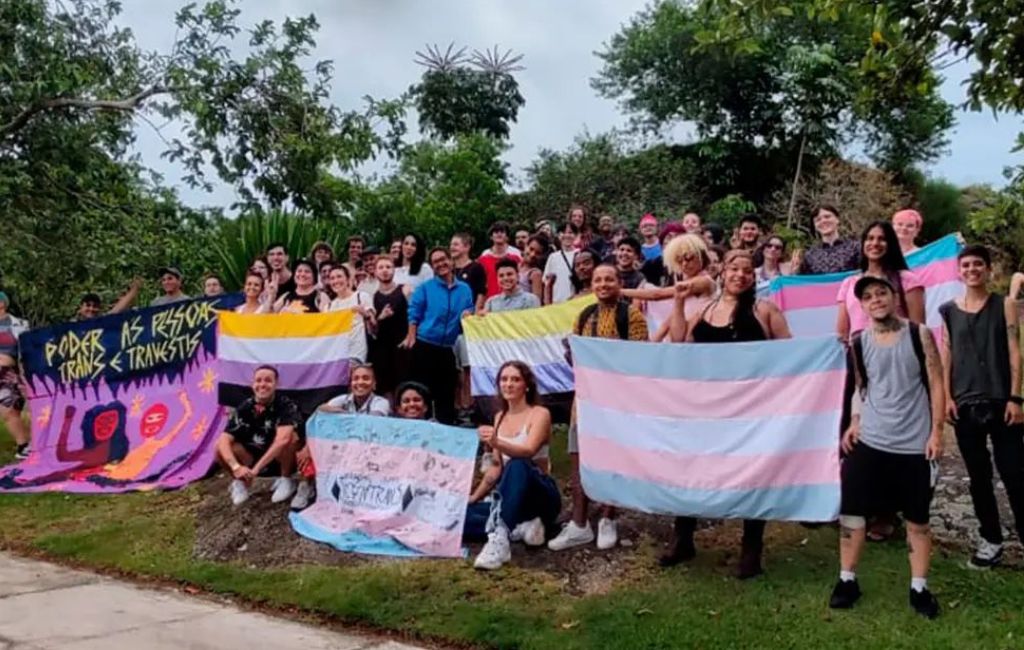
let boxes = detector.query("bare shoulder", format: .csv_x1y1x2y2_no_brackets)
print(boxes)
755,299,781,316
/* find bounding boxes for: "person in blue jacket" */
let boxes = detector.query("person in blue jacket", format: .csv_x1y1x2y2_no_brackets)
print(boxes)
400,246,476,424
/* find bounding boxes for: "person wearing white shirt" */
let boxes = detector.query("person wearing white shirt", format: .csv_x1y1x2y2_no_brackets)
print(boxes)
543,222,579,305
326,266,374,363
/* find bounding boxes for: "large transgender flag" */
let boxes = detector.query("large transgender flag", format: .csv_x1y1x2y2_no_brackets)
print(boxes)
770,233,964,337
571,335,844,521
289,414,478,558
217,311,354,414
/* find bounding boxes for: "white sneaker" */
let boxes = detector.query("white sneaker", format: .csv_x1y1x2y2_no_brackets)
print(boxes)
229,479,250,506
270,477,296,504
509,517,545,547
596,517,618,550
967,539,1003,569
290,480,314,511
474,523,512,570
547,520,595,551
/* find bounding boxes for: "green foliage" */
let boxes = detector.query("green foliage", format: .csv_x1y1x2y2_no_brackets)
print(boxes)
352,134,508,249
916,178,967,244
706,194,757,230
964,181,1024,272
516,134,704,225
211,210,351,289
596,0,953,171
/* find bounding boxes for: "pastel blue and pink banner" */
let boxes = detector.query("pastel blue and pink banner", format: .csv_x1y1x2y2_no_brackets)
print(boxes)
769,233,964,337
0,296,239,493
571,335,844,521
289,414,478,558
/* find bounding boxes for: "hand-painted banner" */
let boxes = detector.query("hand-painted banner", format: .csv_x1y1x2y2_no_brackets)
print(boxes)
217,311,354,415
289,414,478,557
571,335,844,521
0,295,240,493
463,294,595,397
769,233,964,338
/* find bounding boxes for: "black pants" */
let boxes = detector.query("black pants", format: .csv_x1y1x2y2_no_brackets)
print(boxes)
412,341,458,425
955,401,1024,544
674,516,765,551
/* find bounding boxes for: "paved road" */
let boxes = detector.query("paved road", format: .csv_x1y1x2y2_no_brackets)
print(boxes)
0,553,424,650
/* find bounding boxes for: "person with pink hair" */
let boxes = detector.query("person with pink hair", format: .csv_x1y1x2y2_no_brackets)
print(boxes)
892,209,923,255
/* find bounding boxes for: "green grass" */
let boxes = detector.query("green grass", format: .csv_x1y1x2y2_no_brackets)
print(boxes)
2,425,1023,649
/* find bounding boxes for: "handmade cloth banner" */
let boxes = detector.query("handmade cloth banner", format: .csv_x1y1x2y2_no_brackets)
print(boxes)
289,413,477,558
571,335,844,521
0,296,239,493
463,294,594,397
770,233,964,337
217,311,354,415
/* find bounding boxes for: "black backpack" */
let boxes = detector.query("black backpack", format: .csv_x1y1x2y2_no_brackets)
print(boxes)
851,322,929,399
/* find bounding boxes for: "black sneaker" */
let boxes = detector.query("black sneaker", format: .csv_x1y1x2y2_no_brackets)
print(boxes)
14,443,30,460
828,579,861,609
909,588,940,619
967,540,1003,570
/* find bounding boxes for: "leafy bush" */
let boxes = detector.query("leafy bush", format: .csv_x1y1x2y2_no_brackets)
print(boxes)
917,178,967,243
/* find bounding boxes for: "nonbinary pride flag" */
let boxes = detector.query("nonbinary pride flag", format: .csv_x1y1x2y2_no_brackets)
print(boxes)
770,233,964,338
289,414,478,558
571,335,844,521
217,311,353,414
463,294,595,397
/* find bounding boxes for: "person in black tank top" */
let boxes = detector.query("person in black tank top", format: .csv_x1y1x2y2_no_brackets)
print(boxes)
662,249,791,580
273,259,327,313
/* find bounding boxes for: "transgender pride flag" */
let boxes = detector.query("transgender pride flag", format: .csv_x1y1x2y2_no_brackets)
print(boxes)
571,335,844,521
770,233,964,337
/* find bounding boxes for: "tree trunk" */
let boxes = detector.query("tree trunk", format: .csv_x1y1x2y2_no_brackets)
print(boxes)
786,131,808,228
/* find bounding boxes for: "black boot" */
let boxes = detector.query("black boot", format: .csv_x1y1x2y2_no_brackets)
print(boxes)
659,517,696,567
736,543,763,580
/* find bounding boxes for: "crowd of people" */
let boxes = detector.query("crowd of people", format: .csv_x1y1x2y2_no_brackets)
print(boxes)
2,204,1024,620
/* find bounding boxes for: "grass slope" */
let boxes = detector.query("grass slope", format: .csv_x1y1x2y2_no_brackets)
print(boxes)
1,425,1022,649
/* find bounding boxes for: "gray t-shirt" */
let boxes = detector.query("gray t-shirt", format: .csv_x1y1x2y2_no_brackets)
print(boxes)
325,393,391,416
150,293,190,307
859,326,931,454
485,290,540,313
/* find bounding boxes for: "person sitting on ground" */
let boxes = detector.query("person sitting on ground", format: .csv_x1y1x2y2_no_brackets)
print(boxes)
234,272,272,314
661,249,791,579
549,264,649,553
150,266,189,306
203,274,225,297
274,259,329,314
74,278,144,320
939,245,1024,570
393,381,434,420
484,259,541,313
466,360,560,570
829,275,944,619
216,365,301,506
0,291,31,459
289,363,393,511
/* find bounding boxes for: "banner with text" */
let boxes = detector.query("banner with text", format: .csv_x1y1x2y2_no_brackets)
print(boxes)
289,413,478,558
0,296,239,493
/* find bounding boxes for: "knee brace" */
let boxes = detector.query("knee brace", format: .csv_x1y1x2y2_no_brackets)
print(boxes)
839,515,866,530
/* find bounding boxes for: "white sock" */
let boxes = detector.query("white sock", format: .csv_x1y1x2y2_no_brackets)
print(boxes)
910,577,927,593
839,570,856,583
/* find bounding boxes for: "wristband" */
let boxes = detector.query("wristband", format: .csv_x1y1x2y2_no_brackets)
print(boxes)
1010,396,1023,406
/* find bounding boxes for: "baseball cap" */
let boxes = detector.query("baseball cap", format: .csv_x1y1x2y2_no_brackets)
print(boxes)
158,266,183,279
853,275,894,300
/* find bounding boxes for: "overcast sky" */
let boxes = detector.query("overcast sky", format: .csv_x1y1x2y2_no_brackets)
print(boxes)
118,1,1023,211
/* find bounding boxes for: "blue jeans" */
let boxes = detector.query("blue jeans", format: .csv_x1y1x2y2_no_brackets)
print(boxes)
463,459,561,541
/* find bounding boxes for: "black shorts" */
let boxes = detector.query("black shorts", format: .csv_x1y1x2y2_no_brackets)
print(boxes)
238,443,281,477
841,442,933,525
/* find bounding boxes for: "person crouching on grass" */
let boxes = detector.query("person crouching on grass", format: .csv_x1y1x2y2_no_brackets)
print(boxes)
216,365,301,507
829,275,944,619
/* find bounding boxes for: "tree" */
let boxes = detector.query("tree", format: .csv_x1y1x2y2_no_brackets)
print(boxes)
593,1,953,177
516,133,704,224
410,44,525,141
353,134,508,248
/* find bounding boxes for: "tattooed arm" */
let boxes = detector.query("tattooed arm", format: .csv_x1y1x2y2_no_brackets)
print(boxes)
919,326,945,460
1005,297,1023,424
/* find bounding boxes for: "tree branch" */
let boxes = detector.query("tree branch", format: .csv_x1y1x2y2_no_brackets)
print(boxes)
0,85,172,139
